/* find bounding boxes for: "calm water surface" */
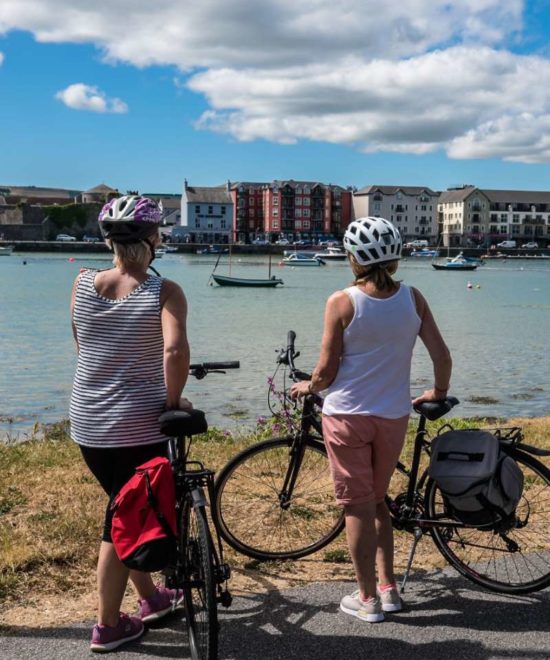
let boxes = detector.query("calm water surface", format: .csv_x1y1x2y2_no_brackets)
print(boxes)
1,252,549,439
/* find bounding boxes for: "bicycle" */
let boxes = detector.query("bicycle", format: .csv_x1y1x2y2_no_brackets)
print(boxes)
160,360,239,660
214,331,550,595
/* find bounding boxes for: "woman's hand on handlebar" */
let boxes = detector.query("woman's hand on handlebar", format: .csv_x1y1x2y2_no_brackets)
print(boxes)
290,380,312,401
412,388,446,405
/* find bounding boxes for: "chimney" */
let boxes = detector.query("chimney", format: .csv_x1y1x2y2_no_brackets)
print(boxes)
226,179,231,191
183,178,188,191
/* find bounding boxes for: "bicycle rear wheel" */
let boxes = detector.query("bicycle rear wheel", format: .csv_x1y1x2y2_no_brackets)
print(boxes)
214,436,344,560
425,449,550,594
181,496,218,660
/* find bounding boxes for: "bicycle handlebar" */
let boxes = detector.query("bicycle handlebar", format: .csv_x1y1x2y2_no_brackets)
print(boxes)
190,361,240,380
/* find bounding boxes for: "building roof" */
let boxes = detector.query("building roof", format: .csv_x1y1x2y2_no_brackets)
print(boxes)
230,180,348,192
83,183,118,194
184,186,232,204
482,189,550,204
437,186,479,204
1,185,78,199
355,185,438,197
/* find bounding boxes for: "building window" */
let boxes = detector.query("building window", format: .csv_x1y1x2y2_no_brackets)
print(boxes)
207,222,213,229
272,197,278,205
249,209,254,217
208,206,213,214
295,220,302,229
303,208,310,217
303,220,310,229
195,219,200,228
374,203,380,211
250,197,255,206
303,186,310,194
221,219,226,229
273,209,279,216
303,197,310,206
272,220,279,229
221,206,226,214
295,186,302,194
195,205,200,214
396,215,401,222
296,197,303,206
295,209,302,218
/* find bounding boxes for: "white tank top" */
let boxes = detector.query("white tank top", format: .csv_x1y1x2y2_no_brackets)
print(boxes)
322,283,421,418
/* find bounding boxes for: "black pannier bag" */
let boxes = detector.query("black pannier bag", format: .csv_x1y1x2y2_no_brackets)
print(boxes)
429,429,524,527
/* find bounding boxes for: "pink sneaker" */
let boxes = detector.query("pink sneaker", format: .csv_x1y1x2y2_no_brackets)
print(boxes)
138,586,184,623
90,613,144,652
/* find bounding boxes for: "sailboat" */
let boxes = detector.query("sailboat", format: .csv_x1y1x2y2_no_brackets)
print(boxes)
210,250,283,287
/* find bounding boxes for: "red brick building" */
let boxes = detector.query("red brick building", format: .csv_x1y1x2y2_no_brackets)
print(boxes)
229,180,352,243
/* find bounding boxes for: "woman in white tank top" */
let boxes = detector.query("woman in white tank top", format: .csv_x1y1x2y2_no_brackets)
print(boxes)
291,217,452,622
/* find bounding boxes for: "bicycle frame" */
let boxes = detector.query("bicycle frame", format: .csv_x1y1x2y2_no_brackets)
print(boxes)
167,436,231,603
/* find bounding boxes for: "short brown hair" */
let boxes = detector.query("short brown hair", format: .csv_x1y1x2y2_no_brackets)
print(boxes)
348,254,399,292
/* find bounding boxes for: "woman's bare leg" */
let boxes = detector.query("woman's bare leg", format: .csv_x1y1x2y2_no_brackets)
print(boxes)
344,500,377,600
375,501,395,586
97,542,129,627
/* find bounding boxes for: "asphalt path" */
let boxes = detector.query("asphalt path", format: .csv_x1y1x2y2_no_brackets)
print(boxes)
1,568,549,660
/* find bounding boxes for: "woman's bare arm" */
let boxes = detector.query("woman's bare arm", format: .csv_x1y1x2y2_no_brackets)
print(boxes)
411,287,452,404
290,290,353,399
160,280,190,409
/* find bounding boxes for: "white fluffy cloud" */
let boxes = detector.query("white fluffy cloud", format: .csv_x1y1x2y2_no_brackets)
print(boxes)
0,51,4,65
55,83,128,114
4,1,550,162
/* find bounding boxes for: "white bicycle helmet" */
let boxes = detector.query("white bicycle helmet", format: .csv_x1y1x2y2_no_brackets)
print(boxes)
98,195,162,243
343,216,402,265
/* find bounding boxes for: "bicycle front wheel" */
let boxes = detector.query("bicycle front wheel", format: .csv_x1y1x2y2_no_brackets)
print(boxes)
425,449,550,594
214,436,344,560
181,497,218,660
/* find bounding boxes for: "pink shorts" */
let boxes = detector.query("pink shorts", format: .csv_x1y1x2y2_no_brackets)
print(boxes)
322,414,409,506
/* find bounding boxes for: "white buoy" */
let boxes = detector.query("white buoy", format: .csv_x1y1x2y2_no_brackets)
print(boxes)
467,281,473,289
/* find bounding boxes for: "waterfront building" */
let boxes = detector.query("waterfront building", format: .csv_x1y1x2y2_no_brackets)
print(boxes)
352,185,439,244
228,180,352,243
438,186,550,247
75,183,119,204
177,180,234,243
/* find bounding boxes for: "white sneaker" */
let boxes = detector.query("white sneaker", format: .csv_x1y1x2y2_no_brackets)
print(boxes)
340,590,384,623
378,585,403,612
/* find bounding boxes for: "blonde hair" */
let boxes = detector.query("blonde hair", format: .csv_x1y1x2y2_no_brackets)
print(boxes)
107,233,160,270
348,254,399,292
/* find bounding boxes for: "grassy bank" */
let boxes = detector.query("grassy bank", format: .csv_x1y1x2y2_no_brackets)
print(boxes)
1,416,549,627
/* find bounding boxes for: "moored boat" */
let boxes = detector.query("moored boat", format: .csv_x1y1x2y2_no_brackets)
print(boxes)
282,252,326,266
432,259,478,271
212,274,283,287
314,246,346,261
0,245,14,256
410,249,440,257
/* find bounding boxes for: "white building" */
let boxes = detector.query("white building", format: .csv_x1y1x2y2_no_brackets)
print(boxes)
177,180,233,243
353,185,439,243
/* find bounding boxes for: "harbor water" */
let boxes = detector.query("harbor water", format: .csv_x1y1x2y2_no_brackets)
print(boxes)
1,251,549,440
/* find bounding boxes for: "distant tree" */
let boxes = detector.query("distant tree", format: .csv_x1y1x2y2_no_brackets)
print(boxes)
126,190,139,196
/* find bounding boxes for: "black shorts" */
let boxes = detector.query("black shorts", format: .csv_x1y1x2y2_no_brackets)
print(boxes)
80,442,168,543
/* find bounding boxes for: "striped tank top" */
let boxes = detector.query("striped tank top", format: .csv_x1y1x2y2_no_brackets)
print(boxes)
70,269,168,448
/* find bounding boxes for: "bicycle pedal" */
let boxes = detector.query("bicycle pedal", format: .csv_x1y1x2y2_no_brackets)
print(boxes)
215,563,231,582
218,590,233,608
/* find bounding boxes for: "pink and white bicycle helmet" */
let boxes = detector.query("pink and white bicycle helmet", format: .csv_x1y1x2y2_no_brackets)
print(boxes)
98,195,162,243
343,216,402,265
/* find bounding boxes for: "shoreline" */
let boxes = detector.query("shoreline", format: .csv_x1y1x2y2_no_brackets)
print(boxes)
1,416,549,628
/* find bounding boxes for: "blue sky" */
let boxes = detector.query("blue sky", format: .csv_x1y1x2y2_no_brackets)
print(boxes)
1,1,550,194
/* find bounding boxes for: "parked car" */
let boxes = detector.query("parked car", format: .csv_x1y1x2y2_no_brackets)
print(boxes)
521,241,539,249
55,234,76,241
275,238,290,245
83,235,101,243
496,240,517,248
404,239,429,248
252,238,271,245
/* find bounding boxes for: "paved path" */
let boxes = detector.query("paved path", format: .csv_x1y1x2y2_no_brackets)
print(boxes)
1,570,549,659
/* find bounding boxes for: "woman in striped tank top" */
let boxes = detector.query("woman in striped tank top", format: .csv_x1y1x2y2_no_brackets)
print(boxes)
291,217,452,623
70,196,190,652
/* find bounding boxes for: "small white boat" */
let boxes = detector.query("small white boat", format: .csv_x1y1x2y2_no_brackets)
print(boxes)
0,245,14,256
164,245,179,253
314,246,346,261
155,248,165,258
283,252,326,266
410,249,440,258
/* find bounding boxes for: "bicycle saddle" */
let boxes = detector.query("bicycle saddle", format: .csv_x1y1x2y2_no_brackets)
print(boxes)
413,396,459,421
159,409,208,437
